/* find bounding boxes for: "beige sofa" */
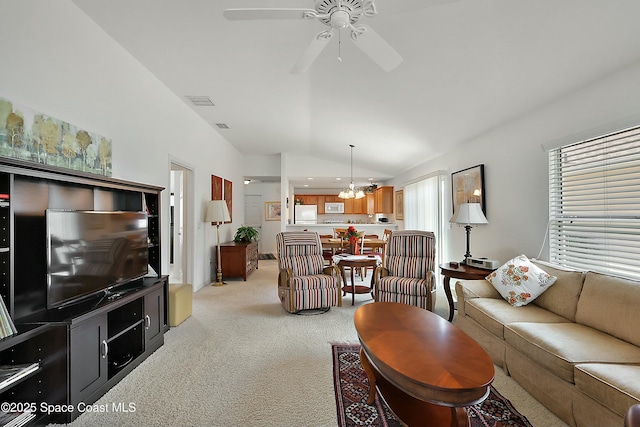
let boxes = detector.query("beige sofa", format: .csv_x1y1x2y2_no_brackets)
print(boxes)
454,260,640,427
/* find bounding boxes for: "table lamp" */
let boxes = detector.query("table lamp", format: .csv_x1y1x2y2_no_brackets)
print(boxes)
205,200,231,286
449,203,488,264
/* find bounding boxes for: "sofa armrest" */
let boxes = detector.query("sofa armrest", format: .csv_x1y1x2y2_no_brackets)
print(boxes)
455,279,501,316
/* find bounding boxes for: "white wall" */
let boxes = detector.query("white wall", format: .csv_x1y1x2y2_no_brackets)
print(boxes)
391,58,640,265
244,154,281,177
0,0,244,291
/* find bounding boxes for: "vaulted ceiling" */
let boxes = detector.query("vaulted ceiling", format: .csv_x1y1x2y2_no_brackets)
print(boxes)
72,0,640,187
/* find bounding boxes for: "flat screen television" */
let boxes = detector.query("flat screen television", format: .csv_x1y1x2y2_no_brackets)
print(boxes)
46,210,149,309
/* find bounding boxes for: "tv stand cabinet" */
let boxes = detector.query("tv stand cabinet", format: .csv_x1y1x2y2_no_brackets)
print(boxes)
0,157,167,425
67,276,166,421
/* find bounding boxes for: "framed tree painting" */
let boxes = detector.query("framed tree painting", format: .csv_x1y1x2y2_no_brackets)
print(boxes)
224,179,232,223
451,164,486,215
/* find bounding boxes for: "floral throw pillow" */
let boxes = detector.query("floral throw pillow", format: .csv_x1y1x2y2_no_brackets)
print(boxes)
485,254,558,307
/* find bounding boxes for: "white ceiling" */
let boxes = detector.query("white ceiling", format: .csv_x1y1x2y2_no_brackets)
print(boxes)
72,0,640,188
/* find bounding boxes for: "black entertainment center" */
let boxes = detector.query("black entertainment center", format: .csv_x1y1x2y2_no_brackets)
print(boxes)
0,157,167,425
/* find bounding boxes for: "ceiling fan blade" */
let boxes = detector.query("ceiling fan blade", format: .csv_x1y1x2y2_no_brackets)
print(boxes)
223,8,316,21
350,24,403,72
291,30,334,74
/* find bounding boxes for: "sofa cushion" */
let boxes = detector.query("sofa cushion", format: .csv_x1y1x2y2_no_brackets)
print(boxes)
575,364,640,417
575,272,640,347
504,323,640,383
465,298,569,339
531,260,585,322
486,255,557,306
454,279,501,317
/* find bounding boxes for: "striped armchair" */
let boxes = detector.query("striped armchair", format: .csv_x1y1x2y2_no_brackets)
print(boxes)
276,232,342,313
373,230,436,311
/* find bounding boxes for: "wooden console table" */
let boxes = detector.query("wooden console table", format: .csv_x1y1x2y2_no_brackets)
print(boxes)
440,262,493,322
220,241,258,281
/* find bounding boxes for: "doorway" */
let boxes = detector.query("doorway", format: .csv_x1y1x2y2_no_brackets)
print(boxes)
170,162,193,284
244,195,262,253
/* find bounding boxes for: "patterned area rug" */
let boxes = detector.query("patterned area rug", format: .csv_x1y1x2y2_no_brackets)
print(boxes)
333,343,534,427
258,253,276,260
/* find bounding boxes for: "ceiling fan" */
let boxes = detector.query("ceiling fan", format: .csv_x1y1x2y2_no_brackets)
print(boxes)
223,0,403,74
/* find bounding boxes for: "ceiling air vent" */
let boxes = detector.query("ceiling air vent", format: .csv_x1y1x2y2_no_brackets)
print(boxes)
216,123,230,129
186,96,214,107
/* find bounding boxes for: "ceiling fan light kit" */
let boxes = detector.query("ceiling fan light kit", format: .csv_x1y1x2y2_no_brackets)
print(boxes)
224,0,403,74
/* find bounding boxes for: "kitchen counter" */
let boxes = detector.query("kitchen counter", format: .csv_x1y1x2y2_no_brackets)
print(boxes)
286,223,397,236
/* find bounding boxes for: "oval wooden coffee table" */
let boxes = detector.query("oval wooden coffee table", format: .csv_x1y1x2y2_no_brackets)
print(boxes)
354,302,494,427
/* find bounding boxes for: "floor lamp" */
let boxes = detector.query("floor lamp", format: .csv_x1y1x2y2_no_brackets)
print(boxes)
449,202,488,264
205,200,231,286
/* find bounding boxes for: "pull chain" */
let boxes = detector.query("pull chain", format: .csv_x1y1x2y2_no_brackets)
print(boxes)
338,29,342,62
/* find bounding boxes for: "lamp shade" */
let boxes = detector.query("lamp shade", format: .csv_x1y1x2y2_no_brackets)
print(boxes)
450,203,488,225
205,200,231,223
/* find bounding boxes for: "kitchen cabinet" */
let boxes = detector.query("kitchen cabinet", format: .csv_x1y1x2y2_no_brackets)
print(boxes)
317,195,325,214
375,186,394,214
366,193,375,215
296,193,374,214
305,195,318,206
343,196,368,214
344,198,354,214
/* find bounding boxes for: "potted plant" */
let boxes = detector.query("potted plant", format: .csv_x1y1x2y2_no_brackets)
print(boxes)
233,225,259,243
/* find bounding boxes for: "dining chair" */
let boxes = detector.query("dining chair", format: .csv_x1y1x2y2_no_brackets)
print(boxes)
373,230,436,311
319,234,334,265
333,228,348,239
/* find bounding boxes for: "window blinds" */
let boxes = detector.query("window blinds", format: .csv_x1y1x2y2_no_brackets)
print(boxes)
548,125,640,279
404,175,445,273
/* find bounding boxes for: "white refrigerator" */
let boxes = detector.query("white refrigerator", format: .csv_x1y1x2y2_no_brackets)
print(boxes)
294,205,318,224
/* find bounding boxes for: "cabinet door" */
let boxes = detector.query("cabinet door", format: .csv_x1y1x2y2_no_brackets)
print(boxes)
145,287,164,348
70,314,108,406
366,193,375,215
375,186,394,214
343,198,354,214
305,195,318,206
317,196,325,214
354,197,367,214
246,242,258,274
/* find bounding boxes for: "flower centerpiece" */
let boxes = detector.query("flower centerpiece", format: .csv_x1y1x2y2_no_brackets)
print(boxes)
344,225,362,254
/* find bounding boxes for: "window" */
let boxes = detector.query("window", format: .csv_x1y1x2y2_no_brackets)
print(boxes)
548,125,640,279
403,174,446,271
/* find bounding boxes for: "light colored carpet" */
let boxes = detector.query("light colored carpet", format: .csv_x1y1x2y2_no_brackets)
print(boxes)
54,260,568,427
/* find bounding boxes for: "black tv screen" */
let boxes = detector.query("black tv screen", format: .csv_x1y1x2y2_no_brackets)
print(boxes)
46,210,149,309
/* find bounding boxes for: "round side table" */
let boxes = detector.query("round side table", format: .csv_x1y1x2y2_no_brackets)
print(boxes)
333,255,382,306
439,263,493,322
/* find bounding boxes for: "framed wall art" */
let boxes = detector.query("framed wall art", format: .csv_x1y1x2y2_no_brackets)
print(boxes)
224,179,232,223
211,175,222,200
395,190,404,220
265,202,281,221
451,164,486,215
0,96,112,176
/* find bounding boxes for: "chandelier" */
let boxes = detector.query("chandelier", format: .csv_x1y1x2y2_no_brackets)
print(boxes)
338,144,365,199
